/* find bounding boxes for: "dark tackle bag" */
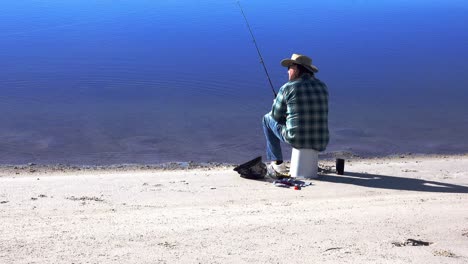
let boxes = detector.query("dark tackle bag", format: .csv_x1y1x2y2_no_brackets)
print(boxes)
233,156,267,179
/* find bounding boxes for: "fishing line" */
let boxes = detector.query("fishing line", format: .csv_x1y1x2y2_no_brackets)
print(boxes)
236,1,277,98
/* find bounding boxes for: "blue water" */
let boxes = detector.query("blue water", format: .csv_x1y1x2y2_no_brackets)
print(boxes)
1,0,467,165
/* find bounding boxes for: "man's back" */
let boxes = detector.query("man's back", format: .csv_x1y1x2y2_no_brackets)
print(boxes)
275,74,329,151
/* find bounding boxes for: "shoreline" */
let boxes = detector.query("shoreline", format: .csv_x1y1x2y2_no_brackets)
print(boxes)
1,152,467,176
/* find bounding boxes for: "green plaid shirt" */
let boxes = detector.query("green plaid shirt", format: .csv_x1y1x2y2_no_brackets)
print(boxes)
271,73,329,151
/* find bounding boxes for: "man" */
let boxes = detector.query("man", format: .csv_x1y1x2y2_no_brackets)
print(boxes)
262,53,329,176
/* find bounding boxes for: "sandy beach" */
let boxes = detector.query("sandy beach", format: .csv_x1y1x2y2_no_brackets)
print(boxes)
1,154,467,263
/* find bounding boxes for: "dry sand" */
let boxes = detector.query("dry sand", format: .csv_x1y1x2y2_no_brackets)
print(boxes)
1,154,467,263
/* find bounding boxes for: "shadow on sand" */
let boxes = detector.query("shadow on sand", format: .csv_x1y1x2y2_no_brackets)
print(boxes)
318,172,468,193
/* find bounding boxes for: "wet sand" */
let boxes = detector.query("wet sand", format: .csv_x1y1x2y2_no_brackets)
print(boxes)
1,154,467,263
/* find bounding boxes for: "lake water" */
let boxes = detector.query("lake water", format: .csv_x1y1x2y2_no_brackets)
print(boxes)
1,0,467,165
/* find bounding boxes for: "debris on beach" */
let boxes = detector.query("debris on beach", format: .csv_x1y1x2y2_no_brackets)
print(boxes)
433,250,459,258
318,163,335,174
0,200,9,204
65,196,105,202
392,238,433,247
273,178,313,189
30,195,48,201
157,241,177,249
324,247,343,252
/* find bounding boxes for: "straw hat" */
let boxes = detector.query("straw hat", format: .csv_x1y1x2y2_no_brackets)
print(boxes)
280,53,319,73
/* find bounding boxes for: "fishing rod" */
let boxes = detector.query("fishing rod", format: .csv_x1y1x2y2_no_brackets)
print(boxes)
236,1,277,98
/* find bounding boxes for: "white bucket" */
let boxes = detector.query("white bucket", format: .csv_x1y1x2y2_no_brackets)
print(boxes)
290,148,318,179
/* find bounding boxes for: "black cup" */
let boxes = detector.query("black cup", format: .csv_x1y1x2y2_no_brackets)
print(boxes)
336,158,345,175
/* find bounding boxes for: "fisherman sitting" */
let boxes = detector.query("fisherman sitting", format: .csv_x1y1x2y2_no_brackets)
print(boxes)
262,53,329,177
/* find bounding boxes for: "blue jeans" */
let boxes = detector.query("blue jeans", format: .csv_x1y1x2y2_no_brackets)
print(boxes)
262,113,287,161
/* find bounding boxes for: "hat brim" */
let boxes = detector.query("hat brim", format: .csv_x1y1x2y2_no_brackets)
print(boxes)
281,59,319,73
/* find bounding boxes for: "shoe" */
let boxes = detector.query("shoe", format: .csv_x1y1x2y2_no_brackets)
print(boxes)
267,162,290,178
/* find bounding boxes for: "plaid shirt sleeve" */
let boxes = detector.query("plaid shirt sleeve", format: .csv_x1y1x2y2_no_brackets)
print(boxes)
271,85,287,123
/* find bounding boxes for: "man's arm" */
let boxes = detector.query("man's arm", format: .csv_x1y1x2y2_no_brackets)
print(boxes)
271,88,287,123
